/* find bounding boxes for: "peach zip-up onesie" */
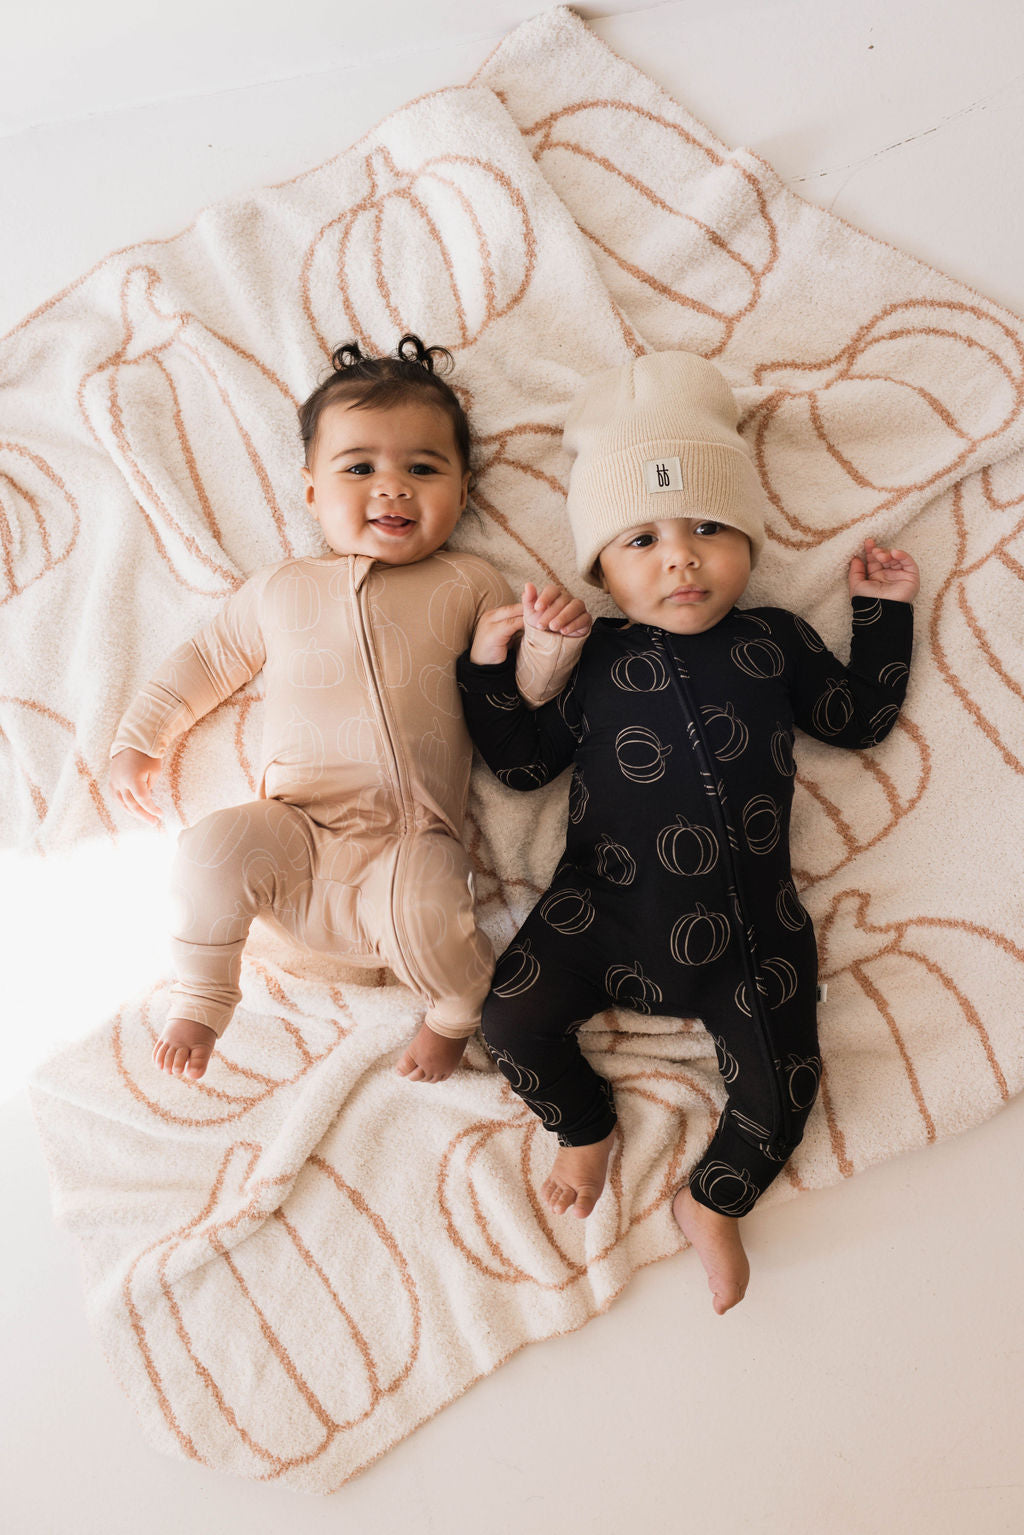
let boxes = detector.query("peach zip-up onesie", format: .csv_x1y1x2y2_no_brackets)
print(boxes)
112,548,580,1041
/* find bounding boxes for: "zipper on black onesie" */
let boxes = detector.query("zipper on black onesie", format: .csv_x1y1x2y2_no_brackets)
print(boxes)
456,596,913,1214
654,628,792,1149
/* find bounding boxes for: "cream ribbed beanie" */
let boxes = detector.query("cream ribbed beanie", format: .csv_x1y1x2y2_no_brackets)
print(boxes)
563,351,766,585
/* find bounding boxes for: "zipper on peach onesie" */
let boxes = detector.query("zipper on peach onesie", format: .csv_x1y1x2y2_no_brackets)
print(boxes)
348,561,488,1037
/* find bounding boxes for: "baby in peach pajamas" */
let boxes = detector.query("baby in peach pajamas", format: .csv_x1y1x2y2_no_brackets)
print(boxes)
110,337,588,1083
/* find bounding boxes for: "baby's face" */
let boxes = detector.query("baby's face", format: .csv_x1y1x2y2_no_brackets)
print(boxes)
302,399,470,564
597,517,751,634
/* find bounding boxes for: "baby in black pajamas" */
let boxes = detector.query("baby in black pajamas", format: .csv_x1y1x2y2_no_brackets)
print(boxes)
457,352,919,1313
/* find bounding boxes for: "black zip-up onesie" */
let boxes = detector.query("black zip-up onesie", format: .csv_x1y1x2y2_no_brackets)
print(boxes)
457,597,913,1216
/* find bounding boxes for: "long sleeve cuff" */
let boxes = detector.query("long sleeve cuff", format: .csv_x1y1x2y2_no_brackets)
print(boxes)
456,650,518,695
515,624,586,708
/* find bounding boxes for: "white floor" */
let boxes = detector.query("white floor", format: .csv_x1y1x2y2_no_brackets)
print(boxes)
3,3,1023,1531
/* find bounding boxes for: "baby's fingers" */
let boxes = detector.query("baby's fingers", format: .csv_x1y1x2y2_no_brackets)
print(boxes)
119,784,162,826
547,597,592,636
470,604,524,664
523,581,561,627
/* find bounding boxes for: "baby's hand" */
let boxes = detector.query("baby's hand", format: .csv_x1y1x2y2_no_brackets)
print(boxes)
470,602,524,666
110,747,164,825
849,537,920,604
523,581,592,638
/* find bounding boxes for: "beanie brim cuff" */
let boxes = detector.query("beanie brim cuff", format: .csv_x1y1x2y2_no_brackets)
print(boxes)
569,440,766,584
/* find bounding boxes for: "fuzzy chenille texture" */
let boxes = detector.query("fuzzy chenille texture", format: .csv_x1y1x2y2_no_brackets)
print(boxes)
24,5,1024,1492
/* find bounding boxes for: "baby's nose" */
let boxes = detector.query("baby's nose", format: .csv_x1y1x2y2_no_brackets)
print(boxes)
373,474,410,498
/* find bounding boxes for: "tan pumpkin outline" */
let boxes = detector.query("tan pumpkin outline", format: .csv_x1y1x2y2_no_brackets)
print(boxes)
520,98,780,359
699,701,749,762
809,677,856,739
741,793,783,856
745,298,1024,550
489,936,542,997
813,889,1016,1177
301,144,538,358
121,1143,421,1473
112,975,354,1129
655,814,720,878
538,884,597,935
468,421,568,588
609,648,671,693
437,1065,717,1291
78,265,298,598
593,833,637,886
604,959,664,1014
669,903,731,967
164,690,262,826
0,443,81,606
614,723,673,783
0,693,117,846
729,634,786,679
790,713,931,890
929,478,1024,775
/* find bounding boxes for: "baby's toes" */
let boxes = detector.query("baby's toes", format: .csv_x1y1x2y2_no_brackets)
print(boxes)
572,1187,599,1219
396,1052,427,1082
542,1178,573,1215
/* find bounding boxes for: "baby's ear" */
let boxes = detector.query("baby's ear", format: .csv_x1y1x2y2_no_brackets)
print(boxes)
592,559,607,592
301,467,318,514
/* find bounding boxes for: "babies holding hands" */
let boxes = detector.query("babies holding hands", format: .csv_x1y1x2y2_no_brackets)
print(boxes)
111,339,918,1318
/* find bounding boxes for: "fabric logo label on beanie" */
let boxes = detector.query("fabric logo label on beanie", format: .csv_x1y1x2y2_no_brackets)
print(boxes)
643,456,683,493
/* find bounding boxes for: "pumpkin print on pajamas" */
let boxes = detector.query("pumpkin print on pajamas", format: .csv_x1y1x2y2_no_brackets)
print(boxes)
289,638,344,689
604,960,663,1014
594,835,637,885
670,904,731,967
610,649,670,692
700,702,749,761
785,1053,822,1110
615,724,672,782
692,1161,759,1216
656,815,720,877
491,940,541,998
458,598,913,1216
539,886,597,935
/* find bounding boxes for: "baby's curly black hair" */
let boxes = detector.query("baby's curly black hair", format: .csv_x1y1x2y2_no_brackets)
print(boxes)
298,335,471,470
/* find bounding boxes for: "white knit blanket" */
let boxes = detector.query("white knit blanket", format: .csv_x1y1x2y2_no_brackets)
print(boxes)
24,7,1024,1492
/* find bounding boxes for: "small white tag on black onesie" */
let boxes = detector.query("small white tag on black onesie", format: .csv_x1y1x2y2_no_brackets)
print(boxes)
643,456,684,493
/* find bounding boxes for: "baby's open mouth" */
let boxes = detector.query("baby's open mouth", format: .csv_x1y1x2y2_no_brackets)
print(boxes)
371,516,415,532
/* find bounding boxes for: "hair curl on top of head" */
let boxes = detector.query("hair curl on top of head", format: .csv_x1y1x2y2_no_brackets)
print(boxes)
298,334,470,469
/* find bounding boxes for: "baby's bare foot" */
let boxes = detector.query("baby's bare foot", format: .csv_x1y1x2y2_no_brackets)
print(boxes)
153,1019,217,1081
672,1185,750,1314
542,1130,616,1219
396,1020,467,1083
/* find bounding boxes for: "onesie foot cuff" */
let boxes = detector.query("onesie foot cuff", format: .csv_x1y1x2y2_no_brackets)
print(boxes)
424,1011,480,1041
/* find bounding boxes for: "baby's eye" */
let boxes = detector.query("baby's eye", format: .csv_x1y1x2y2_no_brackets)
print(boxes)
626,532,656,548
409,463,439,476
694,520,723,536
343,462,373,476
